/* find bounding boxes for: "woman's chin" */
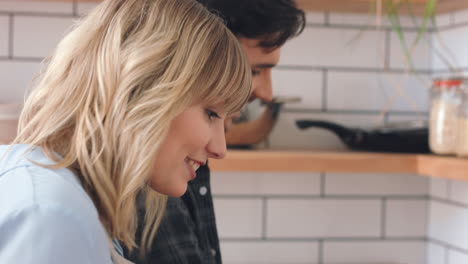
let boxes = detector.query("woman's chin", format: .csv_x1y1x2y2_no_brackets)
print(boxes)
148,181,188,197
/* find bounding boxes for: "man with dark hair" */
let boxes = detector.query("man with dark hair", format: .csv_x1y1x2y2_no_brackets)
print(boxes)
127,1,305,263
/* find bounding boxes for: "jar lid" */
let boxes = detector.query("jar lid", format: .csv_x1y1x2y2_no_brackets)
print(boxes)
433,77,465,88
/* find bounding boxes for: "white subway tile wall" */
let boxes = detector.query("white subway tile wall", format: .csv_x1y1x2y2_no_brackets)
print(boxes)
327,71,429,112
221,241,319,264
305,12,324,25
432,26,468,71
2,2,468,264
383,15,428,29
436,12,453,28
329,13,427,28
428,177,468,263
448,249,468,264
328,13,377,27
0,15,8,58
214,199,263,239
0,1,73,14
13,16,75,58
266,199,381,238
389,31,432,70
211,172,321,196
428,201,468,251
271,68,323,110
281,27,386,68
323,241,427,264
325,173,428,196
0,61,40,103
76,2,98,16
449,180,468,205
427,242,446,264
452,9,468,25
386,113,428,126
385,200,428,237
430,177,449,199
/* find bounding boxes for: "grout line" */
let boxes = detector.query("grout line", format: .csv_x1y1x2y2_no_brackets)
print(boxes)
72,0,78,17
214,194,429,200
384,29,391,69
321,69,327,112
305,20,434,32
2,57,44,62
449,12,455,27
426,198,432,262
8,14,13,59
444,245,449,264
429,24,434,76
1,10,463,31
381,198,387,239
435,21,468,32
283,108,427,116
383,112,390,124
447,179,452,200
447,11,455,28
318,239,324,264
261,197,267,240
428,238,468,256
320,173,326,197
424,237,428,264
432,67,468,74
220,237,426,242
275,64,433,74
324,12,330,27
0,11,74,18
430,196,468,210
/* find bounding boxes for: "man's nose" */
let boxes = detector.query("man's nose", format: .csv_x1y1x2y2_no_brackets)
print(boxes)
252,71,273,102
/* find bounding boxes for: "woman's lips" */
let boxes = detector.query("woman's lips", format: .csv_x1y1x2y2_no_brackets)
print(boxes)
185,158,203,179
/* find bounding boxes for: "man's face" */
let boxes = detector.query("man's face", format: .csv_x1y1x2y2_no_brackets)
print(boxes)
238,37,281,103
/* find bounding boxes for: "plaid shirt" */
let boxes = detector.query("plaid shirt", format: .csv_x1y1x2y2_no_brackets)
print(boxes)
126,165,222,264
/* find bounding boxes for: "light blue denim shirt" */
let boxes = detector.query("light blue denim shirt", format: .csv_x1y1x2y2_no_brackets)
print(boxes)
0,144,113,264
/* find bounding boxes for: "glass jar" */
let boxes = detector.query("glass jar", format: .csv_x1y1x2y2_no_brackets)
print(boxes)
429,77,464,155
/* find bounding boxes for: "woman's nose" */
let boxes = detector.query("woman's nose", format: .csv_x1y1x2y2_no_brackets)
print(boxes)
206,125,227,159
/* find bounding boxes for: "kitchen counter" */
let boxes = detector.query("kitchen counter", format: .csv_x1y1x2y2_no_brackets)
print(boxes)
210,150,468,181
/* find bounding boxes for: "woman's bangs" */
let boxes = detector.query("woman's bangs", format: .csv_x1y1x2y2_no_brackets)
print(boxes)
195,34,251,114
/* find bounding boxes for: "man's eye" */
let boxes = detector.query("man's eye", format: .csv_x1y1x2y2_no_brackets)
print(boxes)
206,109,220,120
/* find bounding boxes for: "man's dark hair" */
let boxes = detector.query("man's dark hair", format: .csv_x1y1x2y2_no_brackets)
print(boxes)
197,0,305,48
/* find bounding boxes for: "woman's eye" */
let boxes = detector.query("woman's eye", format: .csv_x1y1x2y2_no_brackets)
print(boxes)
252,69,261,76
206,109,220,120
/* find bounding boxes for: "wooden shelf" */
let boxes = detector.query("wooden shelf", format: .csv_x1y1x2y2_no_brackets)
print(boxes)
210,150,468,181
417,155,468,181
44,0,468,15
296,0,468,15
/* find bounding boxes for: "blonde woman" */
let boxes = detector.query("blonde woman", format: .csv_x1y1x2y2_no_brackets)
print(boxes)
0,0,251,263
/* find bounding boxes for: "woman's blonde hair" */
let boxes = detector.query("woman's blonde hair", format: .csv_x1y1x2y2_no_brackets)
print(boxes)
13,0,251,252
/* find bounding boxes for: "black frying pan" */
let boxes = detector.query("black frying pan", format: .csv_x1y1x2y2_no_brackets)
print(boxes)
296,120,430,153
